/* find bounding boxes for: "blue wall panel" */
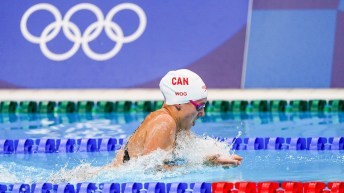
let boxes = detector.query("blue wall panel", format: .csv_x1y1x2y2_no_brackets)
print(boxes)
244,10,337,88
339,0,344,11
0,0,248,88
0,0,343,88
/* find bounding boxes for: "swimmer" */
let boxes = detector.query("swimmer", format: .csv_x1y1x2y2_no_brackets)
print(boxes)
111,69,243,168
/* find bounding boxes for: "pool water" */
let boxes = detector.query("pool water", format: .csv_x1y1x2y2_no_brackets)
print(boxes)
0,112,343,184
0,150,343,184
1,112,343,139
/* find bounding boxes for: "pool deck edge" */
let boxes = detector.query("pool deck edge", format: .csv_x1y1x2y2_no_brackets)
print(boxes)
0,89,343,101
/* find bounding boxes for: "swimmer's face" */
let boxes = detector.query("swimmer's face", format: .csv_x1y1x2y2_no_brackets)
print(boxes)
179,98,207,130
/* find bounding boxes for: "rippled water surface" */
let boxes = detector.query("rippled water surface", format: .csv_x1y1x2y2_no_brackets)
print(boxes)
0,151,343,184
0,112,343,184
1,112,343,139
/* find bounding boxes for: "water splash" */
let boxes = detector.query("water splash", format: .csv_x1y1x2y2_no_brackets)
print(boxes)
47,132,239,183
229,131,242,156
0,131,241,184
174,132,234,164
48,149,182,183
0,164,19,183
0,162,53,184
48,162,102,184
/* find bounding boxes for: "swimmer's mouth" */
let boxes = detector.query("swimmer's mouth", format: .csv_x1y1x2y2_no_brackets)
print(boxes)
193,117,200,126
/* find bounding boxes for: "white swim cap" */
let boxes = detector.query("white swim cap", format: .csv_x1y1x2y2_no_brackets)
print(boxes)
159,69,208,105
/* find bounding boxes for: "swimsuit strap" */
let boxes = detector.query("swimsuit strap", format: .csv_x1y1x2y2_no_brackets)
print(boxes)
123,145,130,163
122,118,145,163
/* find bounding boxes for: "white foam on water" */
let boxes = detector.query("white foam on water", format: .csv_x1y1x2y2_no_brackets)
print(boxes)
48,161,102,184
229,130,242,155
48,149,182,183
0,164,19,183
0,162,53,184
173,131,234,164
0,130,244,184
47,131,241,183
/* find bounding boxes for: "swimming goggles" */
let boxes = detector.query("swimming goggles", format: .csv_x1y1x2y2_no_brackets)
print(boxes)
189,100,206,111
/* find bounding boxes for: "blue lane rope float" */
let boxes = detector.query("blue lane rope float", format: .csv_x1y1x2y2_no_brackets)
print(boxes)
1,100,343,114
0,181,343,193
0,137,343,154
0,137,124,154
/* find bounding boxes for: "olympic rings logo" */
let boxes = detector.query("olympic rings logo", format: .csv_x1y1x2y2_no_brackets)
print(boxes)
20,3,147,61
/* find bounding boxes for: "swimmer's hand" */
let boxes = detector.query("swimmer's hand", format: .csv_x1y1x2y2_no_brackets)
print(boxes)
205,154,243,168
156,159,183,171
155,164,175,171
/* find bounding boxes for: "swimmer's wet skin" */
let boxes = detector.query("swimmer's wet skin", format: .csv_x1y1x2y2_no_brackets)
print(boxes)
111,69,243,168
205,154,243,168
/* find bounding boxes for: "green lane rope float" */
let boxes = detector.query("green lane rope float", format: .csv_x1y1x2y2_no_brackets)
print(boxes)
95,101,116,113
0,101,18,113
309,100,326,112
38,101,56,114
153,100,164,111
18,101,38,113
231,100,249,113
0,99,343,114
330,100,344,112
270,100,287,112
251,100,269,113
135,101,152,112
289,100,308,112
55,101,76,113
116,101,132,113
211,100,230,112
77,101,95,113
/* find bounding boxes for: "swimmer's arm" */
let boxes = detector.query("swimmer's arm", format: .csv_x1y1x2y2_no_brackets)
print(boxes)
156,162,179,171
109,148,125,168
204,154,243,167
156,159,183,171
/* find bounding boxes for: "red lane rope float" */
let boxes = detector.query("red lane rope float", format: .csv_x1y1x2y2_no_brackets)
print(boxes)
211,182,344,193
0,181,343,193
212,182,233,193
258,182,279,193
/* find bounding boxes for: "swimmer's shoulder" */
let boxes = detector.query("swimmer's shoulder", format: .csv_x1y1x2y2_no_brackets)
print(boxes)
146,108,176,129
